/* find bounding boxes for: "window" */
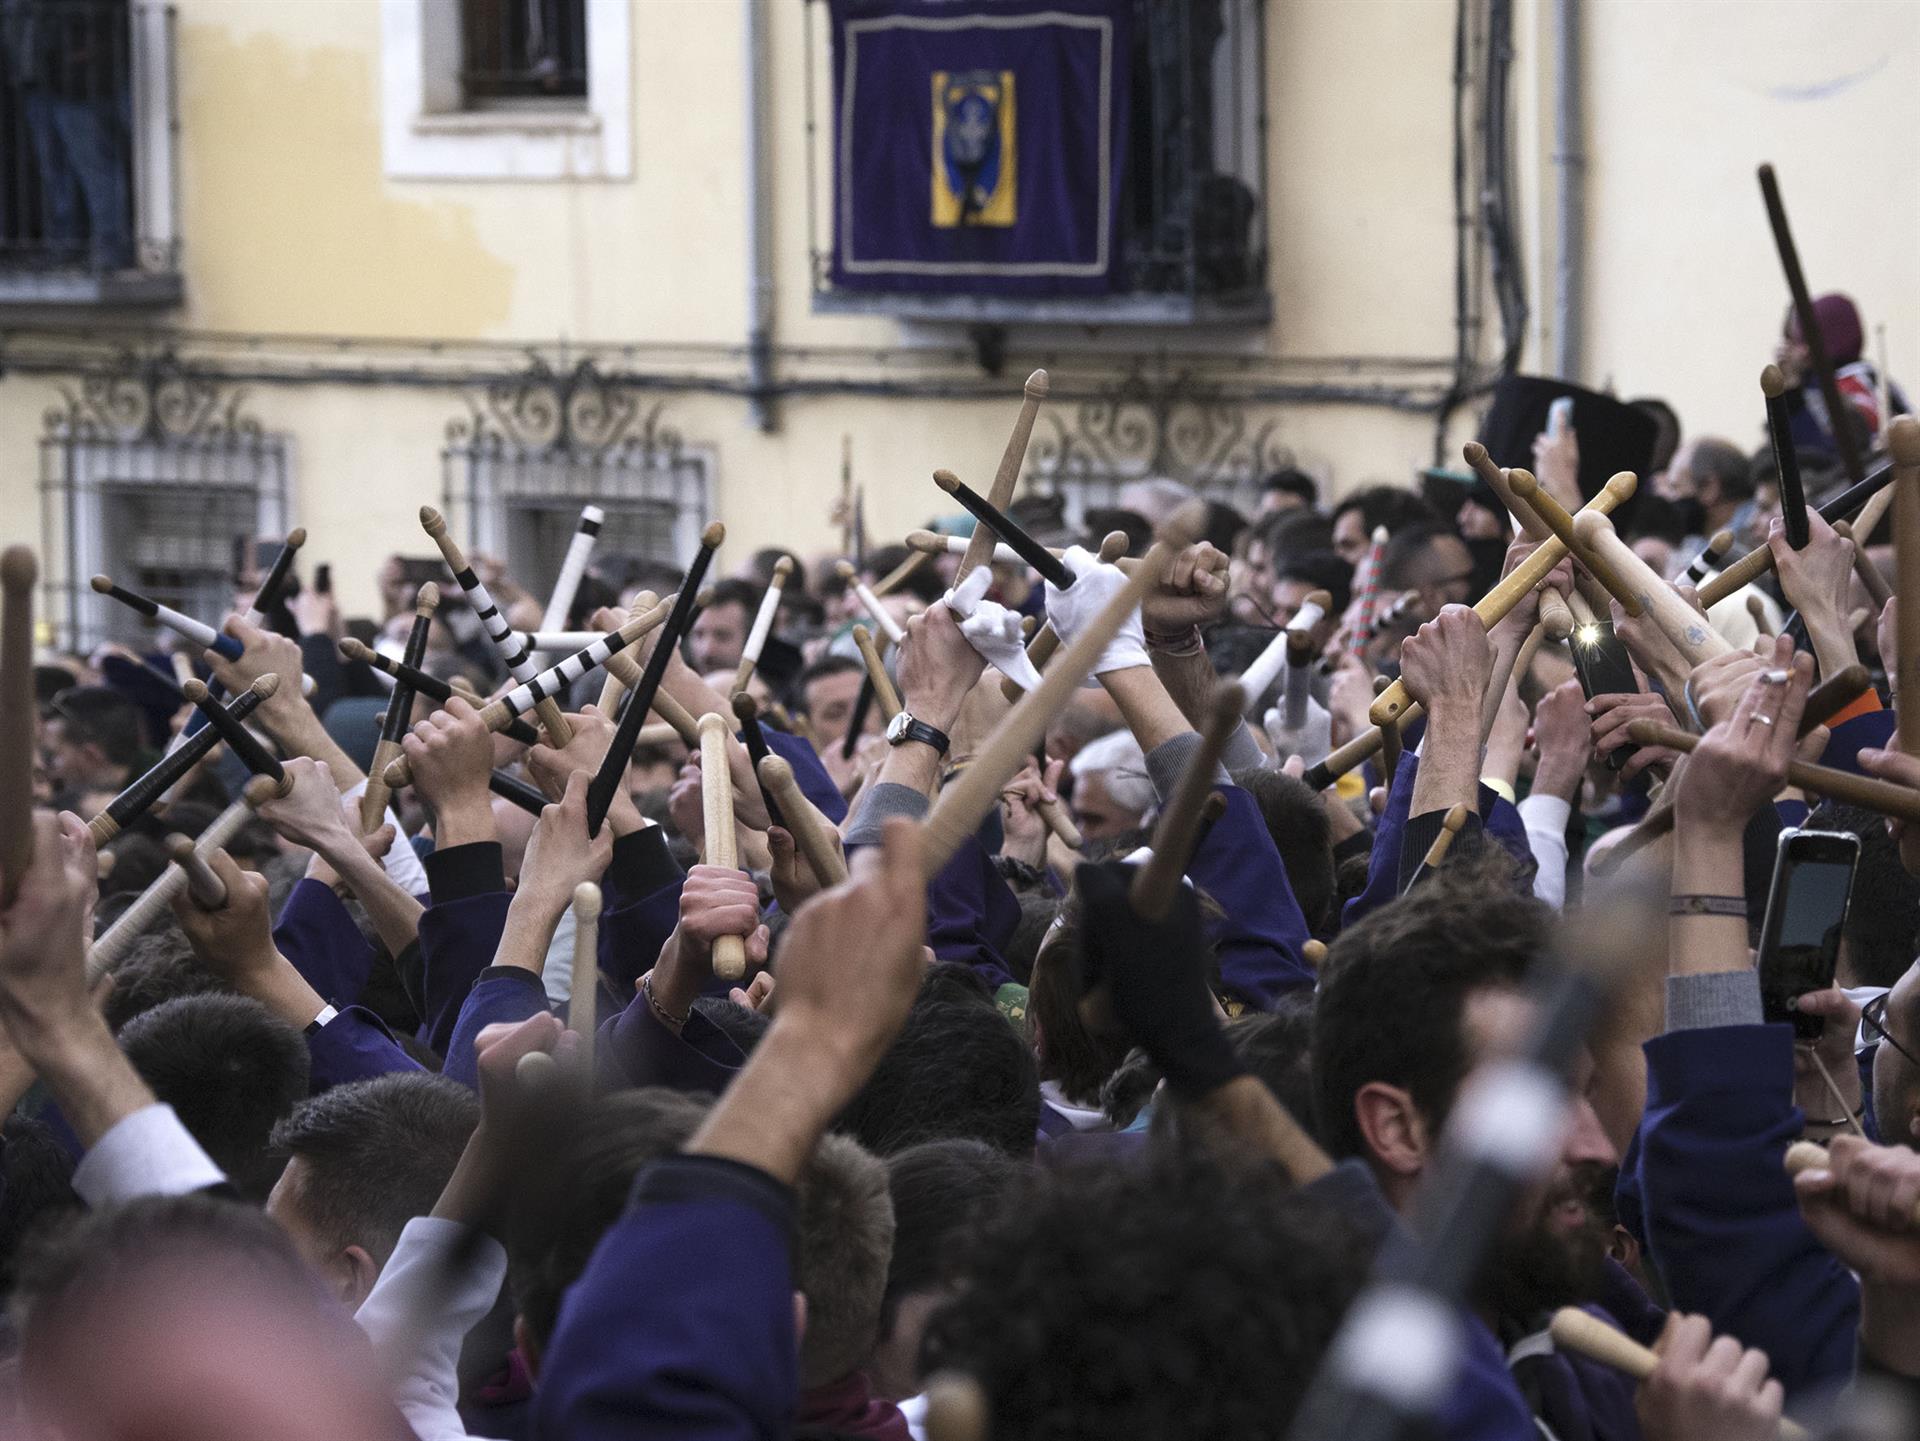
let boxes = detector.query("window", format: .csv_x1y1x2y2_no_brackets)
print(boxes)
380,0,631,181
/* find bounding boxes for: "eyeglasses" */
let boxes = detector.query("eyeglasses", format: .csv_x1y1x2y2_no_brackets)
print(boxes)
1861,993,1920,1071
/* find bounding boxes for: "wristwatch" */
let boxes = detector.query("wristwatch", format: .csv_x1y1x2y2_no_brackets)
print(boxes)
886,710,950,756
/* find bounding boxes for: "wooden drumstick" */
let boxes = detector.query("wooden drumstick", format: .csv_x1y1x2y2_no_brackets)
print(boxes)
1548,1309,1807,1441
852,624,902,720
927,542,1173,874
697,713,748,980
1131,685,1245,921
731,557,793,694
1627,718,1920,824
871,548,931,599
1761,364,1811,549
1785,1139,1920,1226
922,1372,991,1441
165,833,228,909
1746,593,1775,638
1301,939,1328,971
1572,509,1733,667
87,678,276,845
1684,529,1736,585
183,678,294,796
1375,677,1405,774
906,528,1025,566
1036,794,1081,850
1369,473,1638,727
1698,459,1898,609
958,369,1048,577
935,470,1074,588
836,560,906,645
1507,469,1645,617
569,881,601,1075
1420,803,1469,871
1464,442,1578,635
757,754,847,887
1892,418,1920,749
1832,521,1892,611
594,643,700,747
362,581,438,832
420,505,573,748
87,795,258,981
0,548,36,904
998,530,1131,702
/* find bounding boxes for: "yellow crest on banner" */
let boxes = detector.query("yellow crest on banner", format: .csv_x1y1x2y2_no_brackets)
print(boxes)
932,70,1016,228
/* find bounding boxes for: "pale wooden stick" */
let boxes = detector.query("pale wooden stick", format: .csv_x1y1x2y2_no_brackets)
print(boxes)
1036,795,1082,850
1833,521,1892,610
87,796,256,981
731,558,792,694
569,881,601,1075
1747,593,1775,638
927,544,1172,874
698,713,747,980
852,624,902,721
1508,468,1645,616
959,369,1049,576
1892,418,1920,749
1463,442,1576,636
1301,939,1328,970
1420,803,1469,870
0,548,36,904
1628,718,1920,823
922,1372,991,1441
1369,474,1637,726
757,754,847,887
1548,1309,1807,1441
1573,509,1733,667
837,560,906,645
871,548,931,599
906,529,1023,566
593,593,655,714
1131,685,1244,920
597,645,700,747
165,833,227,909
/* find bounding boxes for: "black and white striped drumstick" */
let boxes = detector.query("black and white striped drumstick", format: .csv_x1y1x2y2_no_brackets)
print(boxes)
91,576,243,660
338,638,540,747
420,506,572,747
479,595,675,728
87,678,274,845
535,505,605,649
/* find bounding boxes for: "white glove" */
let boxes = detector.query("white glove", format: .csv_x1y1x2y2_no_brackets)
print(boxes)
944,566,1044,692
1264,698,1332,767
1044,545,1148,677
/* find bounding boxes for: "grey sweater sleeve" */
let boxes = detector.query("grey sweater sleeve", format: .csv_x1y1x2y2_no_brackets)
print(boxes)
1665,969,1765,1031
842,781,931,849
1144,732,1231,804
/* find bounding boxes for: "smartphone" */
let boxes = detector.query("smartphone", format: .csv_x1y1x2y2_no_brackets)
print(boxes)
314,563,332,596
1548,396,1575,438
1569,621,1640,771
1757,828,1860,1039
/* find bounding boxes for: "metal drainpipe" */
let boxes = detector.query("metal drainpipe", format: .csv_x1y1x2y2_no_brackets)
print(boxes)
1551,0,1584,382
744,0,776,431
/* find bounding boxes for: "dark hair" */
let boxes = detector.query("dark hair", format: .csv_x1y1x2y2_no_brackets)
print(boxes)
119,994,311,1202
1312,882,1549,1159
47,686,144,767
691,995,771,1053
269,1073,478,1267
864,544,945,604
702,578,761,620
1227,998,1320,1142
881,1139,1024,1330
1622,494,1692,548
1690,438,1753,502
1199,500,1248,557
1262,468,1319,507
97,832,174,902
1809,803,1920,990
791,654,865,714
1028,892,1133,1106
1277,549,1353,616
1233,769,1336,934
921,1154,1371,1440
1330,484,1437,541
1629,397,1681,475
0,1117,80,1292
101,928,222,1032
1081,508,1154,559
747,547,807,594
1379,519,1466,590
839,973,1039,1158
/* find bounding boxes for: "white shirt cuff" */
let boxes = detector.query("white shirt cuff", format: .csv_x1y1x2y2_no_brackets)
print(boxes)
342,778,431,899
1517,793,1573,831
73,1103,226,1209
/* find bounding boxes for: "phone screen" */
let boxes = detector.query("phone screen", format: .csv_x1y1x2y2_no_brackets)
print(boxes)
1759,832,1859,1037
1570,623,1639,770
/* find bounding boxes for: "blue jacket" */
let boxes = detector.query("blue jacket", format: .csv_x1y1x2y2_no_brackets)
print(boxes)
416,842,513,1057
273,877,378,1011
1186,785,1314,1006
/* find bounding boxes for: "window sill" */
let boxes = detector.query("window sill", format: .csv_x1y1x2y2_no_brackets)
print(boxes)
412,109,600,138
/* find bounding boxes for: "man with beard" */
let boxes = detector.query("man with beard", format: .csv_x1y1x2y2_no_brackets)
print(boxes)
1313,878,1658,1440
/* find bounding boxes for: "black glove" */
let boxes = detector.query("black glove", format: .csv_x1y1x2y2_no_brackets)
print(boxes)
1073,860,1245,1100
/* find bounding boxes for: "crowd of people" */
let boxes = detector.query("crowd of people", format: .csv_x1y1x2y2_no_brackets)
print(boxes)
3,290,1920,1441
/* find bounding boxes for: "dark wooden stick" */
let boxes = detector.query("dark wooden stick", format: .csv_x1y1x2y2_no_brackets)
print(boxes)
1759,162,1864,485
88,678,274,845
1833,521,1892,611
731,693,786,830
487,769,548,816
182,677,287,793
339,638,540,747
1699,459,1896,608
934,469,1072,588
0,548,35,904
959,368,1048,576
1761,364,1811,548
1896,420,1920,755
362,582,437,831
1627,717,1920,823
1130,684,1245,921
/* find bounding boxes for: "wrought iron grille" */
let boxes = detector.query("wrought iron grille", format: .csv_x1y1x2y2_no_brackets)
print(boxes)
441,360,710,601
38,361,289,651
460,0,587,107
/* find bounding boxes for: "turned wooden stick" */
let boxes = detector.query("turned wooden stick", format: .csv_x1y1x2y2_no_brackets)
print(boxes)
1893,418,1920,750
731,557,793,694
837,560,906,645
998,529,1131,702
0,548,36,904
1684,529,1736,585
959,368,1048,577
1036,794,1082,850
1508,468,1645,617
1301,939,1328,970
569,881,601,1075
935,470,1073,588
1786,1139,1920,1223
362,582,438,832
927,543,1173,874
1240,589,1331,714
757,754,847,887
165,833,227,909
1573,510,1733,667
1370,473,1638,727
1628,718,1920,823
1420,803,1469,871
1747,593,1775,638
906,529,1024,566
182,677,293,792
592,593,656,714
852,624,902,720
1302,702,1422,791
872,548,931,599
87,796,258,981
1833,521,1892,610
922,1372,991,1441
87,679,275,845
698,713,748,980
420,505,572,748
1464,442,1577,636
596,644,700,746
1761,364,1811,548
1131,685,1245,920
1548,1308,1807,1441
1698,460,1897,609
341,639,540,747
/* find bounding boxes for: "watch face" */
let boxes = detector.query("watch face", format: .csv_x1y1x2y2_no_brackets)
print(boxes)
886,711,911,743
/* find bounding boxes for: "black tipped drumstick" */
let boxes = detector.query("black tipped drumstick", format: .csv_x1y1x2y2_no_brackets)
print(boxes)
87,678,274,844
933,469,1074,589
340,637,541,747
1759,163,1864,485
731,692,786,830
841,675,875,760
488,770,549,817
0,548,35,904
584,523,725,836
1761,365,1810,549
362,583,438,831
182,677,290,797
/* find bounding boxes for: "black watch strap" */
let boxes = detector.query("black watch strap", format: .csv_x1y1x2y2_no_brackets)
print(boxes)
892,717,950,756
